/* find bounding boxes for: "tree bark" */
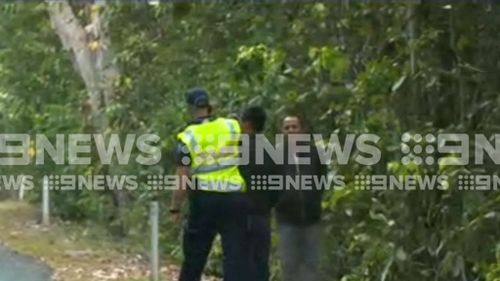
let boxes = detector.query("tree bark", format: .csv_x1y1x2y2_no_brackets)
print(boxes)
46,0,128,234
46,0,119,131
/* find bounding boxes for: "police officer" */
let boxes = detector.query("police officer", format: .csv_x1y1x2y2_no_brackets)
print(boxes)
169,88,251,281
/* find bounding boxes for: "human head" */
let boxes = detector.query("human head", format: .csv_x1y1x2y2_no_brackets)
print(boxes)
185,88,212,117
281,113,305,135
241,106,267,134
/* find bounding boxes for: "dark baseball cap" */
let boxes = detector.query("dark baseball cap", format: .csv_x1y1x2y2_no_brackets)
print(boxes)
185,88,210,107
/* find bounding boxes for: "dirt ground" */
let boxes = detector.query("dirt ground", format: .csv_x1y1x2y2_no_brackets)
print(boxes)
0,200,217,281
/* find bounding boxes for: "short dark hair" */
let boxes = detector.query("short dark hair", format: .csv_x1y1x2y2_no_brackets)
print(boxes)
283,110,307,129
241,106,267,133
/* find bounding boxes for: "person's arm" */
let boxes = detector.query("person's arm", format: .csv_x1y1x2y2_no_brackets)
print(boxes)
169,141,191,222
316,145,329,193
272,142,287,208
170,166,189,211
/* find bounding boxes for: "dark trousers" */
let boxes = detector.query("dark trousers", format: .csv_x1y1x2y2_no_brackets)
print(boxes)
249,214,271,281
179,192,251,281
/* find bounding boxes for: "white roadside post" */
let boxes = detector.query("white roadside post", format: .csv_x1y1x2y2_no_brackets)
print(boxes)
150,201,160,281
42,176,50,225
18,175,26,201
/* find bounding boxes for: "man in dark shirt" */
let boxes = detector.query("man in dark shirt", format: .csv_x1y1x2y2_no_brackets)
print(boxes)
275,114,328,281
238,106,280,281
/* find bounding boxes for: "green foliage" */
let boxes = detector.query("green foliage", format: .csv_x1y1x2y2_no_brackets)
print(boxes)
1,2,500,281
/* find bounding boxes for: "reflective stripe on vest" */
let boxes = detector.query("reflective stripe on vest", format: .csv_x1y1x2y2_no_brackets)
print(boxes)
183,130,198,153
192,157,240,175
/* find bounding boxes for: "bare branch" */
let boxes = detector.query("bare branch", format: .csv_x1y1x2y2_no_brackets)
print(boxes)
46,0,98,94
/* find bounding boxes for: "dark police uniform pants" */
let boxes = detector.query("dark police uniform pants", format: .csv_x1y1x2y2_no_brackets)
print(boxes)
179,192,252,281
249,214,271,281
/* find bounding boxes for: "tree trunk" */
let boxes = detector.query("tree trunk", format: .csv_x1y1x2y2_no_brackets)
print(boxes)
46,0,128,235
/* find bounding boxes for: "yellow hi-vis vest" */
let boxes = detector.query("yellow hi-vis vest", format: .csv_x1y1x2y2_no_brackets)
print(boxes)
177,117,246,192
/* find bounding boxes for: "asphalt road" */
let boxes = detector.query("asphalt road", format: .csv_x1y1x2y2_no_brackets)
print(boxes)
0,246,52,281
